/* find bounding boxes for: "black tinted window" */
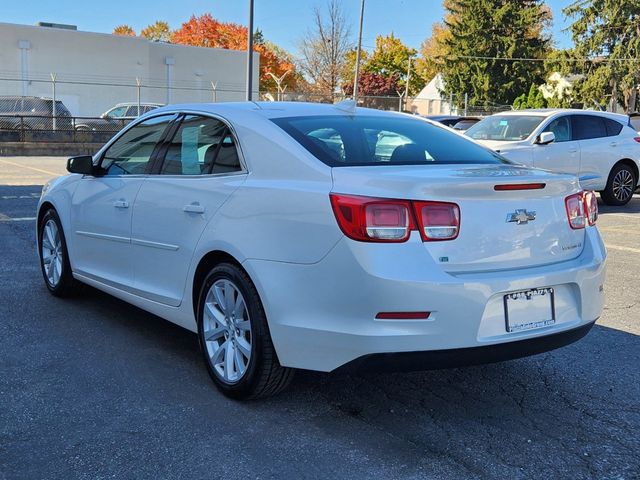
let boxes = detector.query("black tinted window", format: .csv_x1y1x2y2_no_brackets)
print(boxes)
160,115,241,175
572,115,606,140
604,118,623,136
101,114,174,175
273,115,507,167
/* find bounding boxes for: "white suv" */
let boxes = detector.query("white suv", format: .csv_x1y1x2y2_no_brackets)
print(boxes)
466,109,640,205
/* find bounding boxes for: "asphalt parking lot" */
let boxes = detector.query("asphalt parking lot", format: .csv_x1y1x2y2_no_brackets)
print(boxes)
1,156,639,480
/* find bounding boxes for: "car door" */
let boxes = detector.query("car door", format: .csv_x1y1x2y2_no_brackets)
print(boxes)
572,114,619,190
130,114,247,306
70,114,176,289
532,115,580,175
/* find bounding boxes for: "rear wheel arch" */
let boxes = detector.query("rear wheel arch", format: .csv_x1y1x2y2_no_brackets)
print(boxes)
192,250,246,318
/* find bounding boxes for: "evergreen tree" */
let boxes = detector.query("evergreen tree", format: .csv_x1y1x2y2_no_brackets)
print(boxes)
439,0,551,108
564,0,640,112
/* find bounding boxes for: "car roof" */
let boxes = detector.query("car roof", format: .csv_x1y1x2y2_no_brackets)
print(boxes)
113,102,164,107
149,101,409,121
496,108,628,122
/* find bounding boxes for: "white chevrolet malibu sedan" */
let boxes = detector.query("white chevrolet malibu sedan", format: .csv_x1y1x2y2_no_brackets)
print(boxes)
37,102,606,399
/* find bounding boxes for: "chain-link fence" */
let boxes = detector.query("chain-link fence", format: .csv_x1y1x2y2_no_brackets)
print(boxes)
0,73,516,143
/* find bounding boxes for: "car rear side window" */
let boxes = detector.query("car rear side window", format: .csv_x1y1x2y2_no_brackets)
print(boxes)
160,115,241,175
272,115,507,166
604,118,623,136
571,115,607,140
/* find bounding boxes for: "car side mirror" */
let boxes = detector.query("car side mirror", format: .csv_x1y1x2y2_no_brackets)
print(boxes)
537,132,555,145
67,155,95,175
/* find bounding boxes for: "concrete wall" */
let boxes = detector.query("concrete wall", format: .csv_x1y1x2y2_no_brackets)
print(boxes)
0,22,259,116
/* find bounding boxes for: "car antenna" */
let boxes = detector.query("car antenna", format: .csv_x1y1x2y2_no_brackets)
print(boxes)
334,99,357,114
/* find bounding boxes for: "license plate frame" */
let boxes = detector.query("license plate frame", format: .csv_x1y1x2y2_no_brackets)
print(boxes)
503,287,556,333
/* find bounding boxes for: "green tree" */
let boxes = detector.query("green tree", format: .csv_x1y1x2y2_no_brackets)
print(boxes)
439,0,551,108
414,22,451,85
141,21,171,42
564,0,640,111
365,34,424,96
513,84,546,109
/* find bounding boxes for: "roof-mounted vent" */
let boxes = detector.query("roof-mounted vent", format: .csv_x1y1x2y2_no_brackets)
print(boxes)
36,22,77,31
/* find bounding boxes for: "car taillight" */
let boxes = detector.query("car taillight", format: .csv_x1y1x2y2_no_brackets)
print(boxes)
633,137,640,143
413,201,460,241
330,194,414,242
565,192,586,229
329,194,460,243
583,190,598,226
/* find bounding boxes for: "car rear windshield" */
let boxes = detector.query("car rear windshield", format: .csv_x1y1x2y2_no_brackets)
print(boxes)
271,115,507,167
466,115,544,141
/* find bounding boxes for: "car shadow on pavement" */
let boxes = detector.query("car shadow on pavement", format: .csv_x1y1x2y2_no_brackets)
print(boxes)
10,273,637,479
598,192,640,214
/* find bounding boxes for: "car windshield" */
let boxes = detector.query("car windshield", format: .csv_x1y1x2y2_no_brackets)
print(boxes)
465,115,544,141
272,115,508,167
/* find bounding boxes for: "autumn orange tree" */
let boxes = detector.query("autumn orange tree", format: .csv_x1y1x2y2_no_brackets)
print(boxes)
113,25,136,36
171,13,298,92
141,21,171,42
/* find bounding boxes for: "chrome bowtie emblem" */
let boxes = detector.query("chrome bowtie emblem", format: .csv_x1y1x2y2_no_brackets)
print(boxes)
507,209,536,225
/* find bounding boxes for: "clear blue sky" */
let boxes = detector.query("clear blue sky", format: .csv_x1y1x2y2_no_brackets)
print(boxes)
4,0,575,56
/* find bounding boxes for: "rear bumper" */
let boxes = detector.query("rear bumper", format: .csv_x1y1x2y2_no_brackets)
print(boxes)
335,320,595,374
244,227,606,372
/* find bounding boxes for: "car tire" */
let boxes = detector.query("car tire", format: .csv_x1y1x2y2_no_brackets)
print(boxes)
197,263,294,400
38,209,79,297
601,163,637,206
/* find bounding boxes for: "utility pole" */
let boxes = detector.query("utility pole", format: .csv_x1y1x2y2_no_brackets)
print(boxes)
353,0,365,103
403,57,412,112
246,0,254,101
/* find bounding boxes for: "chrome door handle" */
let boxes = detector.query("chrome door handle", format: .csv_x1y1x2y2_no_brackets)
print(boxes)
113,200,129,209
183,203,205,214
568,148,578,153
610,142,618,147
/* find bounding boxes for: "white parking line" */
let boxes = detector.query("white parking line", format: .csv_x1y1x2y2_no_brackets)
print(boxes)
606,244,640,254
0,216,37,222
601,213,640,220
0,158,60,176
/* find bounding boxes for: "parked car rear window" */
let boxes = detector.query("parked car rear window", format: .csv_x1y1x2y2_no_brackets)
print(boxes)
466,115,544,141
272,115,507,167
604,118,623,136
571,115,607,140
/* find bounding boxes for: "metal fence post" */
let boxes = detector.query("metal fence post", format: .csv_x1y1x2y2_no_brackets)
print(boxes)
136,77,142,116
51,73,57,131
464,92,468,116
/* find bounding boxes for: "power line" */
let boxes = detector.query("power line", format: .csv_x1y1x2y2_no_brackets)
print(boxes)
438,54,639,63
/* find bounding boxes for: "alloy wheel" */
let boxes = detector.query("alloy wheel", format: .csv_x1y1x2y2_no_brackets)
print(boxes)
41,219,63,287
612,169,634,202
202,279,252,384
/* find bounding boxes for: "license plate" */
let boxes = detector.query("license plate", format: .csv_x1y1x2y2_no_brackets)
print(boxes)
503,287,555,333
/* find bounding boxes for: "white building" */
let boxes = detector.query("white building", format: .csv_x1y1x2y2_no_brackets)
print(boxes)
409,74,455,115
0,22,259,116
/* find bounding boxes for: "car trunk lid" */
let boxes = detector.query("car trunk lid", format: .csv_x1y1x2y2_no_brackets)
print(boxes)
331,164,586,273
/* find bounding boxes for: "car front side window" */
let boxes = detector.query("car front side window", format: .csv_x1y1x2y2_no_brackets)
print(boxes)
100,114,175,176
543,116,571,142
